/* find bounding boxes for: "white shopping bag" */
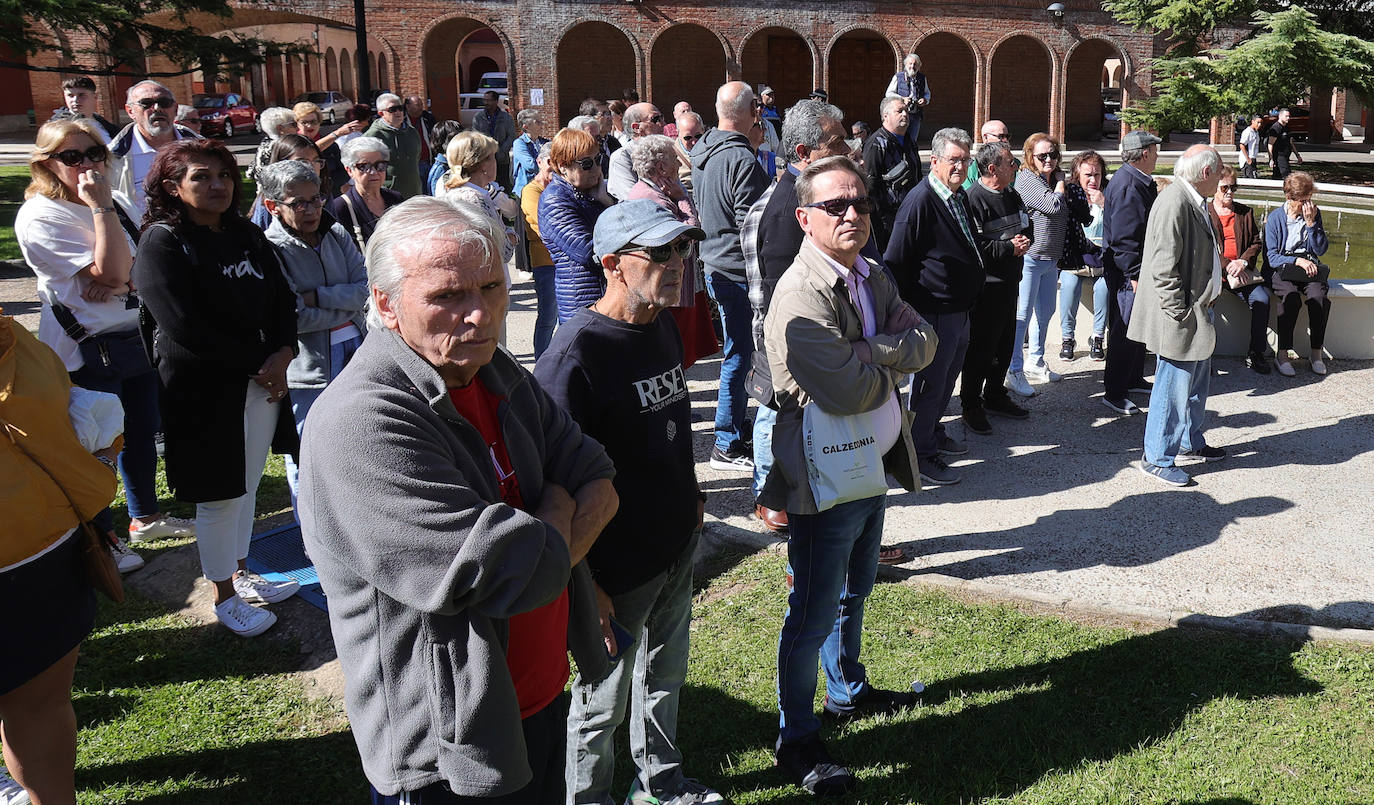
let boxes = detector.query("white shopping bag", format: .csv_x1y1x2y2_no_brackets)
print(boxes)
802,403,888,512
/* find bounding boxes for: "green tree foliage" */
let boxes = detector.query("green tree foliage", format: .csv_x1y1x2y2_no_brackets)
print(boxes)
0,0,312,79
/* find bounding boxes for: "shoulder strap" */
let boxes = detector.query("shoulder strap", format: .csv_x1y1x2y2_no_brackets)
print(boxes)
112,203,142,245
339,193,367,253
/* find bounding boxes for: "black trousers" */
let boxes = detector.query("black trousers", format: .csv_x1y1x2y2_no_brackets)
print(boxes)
1103,273,1148,400
1272,152,1293,179
1230,282,1272,355
959,281,1019,409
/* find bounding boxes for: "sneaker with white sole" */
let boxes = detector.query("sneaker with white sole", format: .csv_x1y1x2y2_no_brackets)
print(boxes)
233,571,300,604
1101,396,1140,416
215,594,278,637
627,779,727,805
1139,460,1190,487
708,445,754,473
0,767,30,805
110,538,145,574
1024,363,1061,383
129,515,196,543
1004,371,1036,397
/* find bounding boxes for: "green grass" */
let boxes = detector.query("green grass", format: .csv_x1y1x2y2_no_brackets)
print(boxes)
0,164,30,261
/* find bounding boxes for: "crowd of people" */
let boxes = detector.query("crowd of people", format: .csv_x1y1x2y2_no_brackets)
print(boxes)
1,62,1338,805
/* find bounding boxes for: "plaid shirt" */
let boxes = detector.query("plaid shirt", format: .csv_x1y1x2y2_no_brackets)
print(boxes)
741,181,779,351
929,173,983,268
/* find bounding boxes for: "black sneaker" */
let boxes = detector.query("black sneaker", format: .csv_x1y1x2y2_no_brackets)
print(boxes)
775,734,855,797
962,406,992,435
1128,380,1153,395
1089,336,1106,361
1181,444,1227,462
918,454,960,485
709,445,754,472
1247,351,1272,375
1059,338,1075,360
985,396,1030,420
823,686,919,720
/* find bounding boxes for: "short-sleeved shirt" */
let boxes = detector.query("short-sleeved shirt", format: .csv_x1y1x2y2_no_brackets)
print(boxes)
1270,123,1294,158
15,191,140,370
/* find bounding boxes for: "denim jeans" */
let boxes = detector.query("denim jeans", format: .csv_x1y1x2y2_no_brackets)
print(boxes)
1011,256,1059,373
1058,272,1109,339
752,405,777,499
1143,355,1211,468
532,266,558,359
286,334,363,515
705,272,753,452
907,310,970,460
69,349,161,529
777,494,885,744
566,533,698,804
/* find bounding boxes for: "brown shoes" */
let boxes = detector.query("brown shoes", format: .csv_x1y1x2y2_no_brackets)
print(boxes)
755,504,789,533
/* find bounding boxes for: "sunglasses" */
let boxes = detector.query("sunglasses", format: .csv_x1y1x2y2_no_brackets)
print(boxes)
681,134,701,145
135,97,176,110
382,106,405,114
803,196,876,217
1034,151,1061,162
647,114,664,124
53,145,109,167
1218,184,1237,192
571,156,599,171
353,160,390,174
277,194,327,213
616,238,693,263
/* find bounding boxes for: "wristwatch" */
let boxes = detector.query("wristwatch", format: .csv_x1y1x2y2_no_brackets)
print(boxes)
96,455,117,472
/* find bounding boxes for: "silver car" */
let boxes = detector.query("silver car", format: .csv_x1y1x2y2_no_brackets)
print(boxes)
293,91,353,124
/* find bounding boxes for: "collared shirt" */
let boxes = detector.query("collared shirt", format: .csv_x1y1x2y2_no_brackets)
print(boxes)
1178,179,1223,306
128,126,185,215
928,173,980,259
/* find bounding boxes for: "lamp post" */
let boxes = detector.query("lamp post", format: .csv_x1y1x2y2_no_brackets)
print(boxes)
354,0,371,100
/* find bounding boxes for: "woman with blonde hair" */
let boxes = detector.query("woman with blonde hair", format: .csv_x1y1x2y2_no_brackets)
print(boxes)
443,130,519,265
294,100,365,194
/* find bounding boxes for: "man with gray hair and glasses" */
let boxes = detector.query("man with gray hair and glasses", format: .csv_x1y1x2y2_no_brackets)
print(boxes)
607,101,667,200
108,80,199,215
301,196,620,804
363,92,424,199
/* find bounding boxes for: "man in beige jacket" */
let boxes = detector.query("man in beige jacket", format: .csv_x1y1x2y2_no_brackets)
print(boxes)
1128,144,1227,486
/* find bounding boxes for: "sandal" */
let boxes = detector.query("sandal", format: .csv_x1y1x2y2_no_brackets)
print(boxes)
878,546,907,565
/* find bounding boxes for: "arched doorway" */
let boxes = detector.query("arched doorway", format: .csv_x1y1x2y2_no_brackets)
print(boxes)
740,27,812,113
827,29,897,129
651,24,726,119
340,49,354,98
376,54,388,94
1065,39,1125,141
108,30,148,107
325,47,337,93
422,18,509,121
914,33,976,139
990,35,1052,137
556,21,635,125
468,56,499,93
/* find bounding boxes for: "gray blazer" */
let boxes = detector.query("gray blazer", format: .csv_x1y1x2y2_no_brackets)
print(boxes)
1127,181,1218,362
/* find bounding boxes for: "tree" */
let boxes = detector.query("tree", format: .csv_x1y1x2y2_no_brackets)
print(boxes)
1105,0,1374,133
0,0,313,79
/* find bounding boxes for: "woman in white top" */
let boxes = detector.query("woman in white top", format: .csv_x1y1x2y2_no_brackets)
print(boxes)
443,131,519,266
15,118,195,561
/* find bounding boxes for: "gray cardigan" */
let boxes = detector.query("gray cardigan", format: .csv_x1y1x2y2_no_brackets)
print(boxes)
299,327,615,797
265,218,368,388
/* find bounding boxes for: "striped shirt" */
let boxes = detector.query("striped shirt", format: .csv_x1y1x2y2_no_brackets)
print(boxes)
1014,169,1070,262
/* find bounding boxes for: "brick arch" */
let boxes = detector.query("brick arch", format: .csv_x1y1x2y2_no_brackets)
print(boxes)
739,24,817,114
339,48,354,98
825,26,900,127
324,47,337,94
912,31,978,140
555,20,639,125
420,15,515,122
649,22,729,116
1064,37,1127,141
989,33,1055,138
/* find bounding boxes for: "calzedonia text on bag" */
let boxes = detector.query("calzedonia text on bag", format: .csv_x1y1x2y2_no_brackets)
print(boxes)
802,404,890,512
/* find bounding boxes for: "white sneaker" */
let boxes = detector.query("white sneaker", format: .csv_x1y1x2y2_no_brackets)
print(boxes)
1024,363,1062,383
1004,371,1036,397
233,571,300,604
129,515,196,543
215,594,278,637
0,767,31,805
110,539,145,574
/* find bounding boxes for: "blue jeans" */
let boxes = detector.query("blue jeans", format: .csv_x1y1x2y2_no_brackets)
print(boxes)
1143,355,1211,468
286,334,363,514
777,495,885,744
567,533,698,803
705,272,752,452
532,266,558,359
907,310,970,460
1058,272,1109,339
70,350,160,528
1011,256,1059,372
752,405,777,499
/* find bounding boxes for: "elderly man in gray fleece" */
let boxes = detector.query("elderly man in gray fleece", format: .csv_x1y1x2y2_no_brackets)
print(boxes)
299,196,619,805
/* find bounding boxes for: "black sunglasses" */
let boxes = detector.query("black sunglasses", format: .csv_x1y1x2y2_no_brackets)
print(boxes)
681,134,701,144
616,238,693,263
1218,184,1237,192
803,196,875,217
571,156,598,171
1034,151,1061,162
382,106,405,114
53,145,108,167
135,97,176,110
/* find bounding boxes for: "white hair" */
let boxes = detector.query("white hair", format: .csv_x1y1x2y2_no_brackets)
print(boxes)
715,82,755,124
1174,146,1222,185
374,93,402,111
341,136,390,168
125,80,172,105
631,134,678,177
259,107,298,139
568,115,597,133
931,127,973,159
258,160,320,201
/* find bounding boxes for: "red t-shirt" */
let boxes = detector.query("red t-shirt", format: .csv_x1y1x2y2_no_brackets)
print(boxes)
449,379,570,719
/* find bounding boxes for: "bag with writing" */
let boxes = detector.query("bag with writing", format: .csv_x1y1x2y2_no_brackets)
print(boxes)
802,403,889,513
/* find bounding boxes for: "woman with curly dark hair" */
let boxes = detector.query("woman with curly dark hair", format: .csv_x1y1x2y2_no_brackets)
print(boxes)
133,138,302,637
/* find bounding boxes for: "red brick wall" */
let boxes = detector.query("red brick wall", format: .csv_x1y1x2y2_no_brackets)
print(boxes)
555,21,636,125
650,24,728,118
740,29,813,115
827,31,898,128
990,35,1052,138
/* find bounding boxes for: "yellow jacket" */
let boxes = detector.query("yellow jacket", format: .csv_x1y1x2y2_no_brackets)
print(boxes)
1,315,117,567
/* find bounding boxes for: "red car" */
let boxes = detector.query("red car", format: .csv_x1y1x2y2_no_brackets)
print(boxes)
194,93,259,139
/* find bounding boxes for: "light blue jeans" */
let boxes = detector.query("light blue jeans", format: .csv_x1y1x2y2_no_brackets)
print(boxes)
752,405,777,499
1058,272,1109,339
566,532,698,804
1143,355,1211,468
286,334,363,515
1010,256,1059,373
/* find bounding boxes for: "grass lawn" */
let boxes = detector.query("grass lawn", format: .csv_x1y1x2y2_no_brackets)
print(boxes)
1,164,30,261
71,522,1374,803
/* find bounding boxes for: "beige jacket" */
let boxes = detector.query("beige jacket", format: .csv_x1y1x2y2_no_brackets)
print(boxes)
1128,181,1219,362
760,242,938,515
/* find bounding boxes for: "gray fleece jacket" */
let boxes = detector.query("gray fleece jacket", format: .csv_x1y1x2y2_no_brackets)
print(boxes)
690,127,770,282
299,328,615,797
264,217,368,388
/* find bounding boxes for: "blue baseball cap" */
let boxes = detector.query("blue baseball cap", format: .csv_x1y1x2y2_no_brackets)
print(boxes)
593,199,704,261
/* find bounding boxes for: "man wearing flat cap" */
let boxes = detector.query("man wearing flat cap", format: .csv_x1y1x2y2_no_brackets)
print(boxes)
535,199,723,805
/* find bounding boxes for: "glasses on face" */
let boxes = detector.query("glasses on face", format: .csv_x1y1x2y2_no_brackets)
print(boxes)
135,96,176,110
295,157,324,168
353,160,389,174
571,156,598,171
53,145,109,167
616,238,693,263
681,134,701,145
1034,151,1061,163
278,194,327,213
1217,184,1237,193
647,114,664,124
382,106,405,114
940,155,972,167
989,132,1010,141
803,196,876,217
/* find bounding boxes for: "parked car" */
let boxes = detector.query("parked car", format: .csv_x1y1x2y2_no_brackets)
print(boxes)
477,72,507,93
292,91,353,123
194,93,258,138
458,91,510,129
1261,106,1334,142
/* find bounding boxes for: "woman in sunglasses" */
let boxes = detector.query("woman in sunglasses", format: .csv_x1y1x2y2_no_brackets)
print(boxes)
261,160,367,511
1007,132,1070,397
326,136,403,250
134,139,301,637
1208,165,1271,374
16,118,198,570
538,126,617,323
